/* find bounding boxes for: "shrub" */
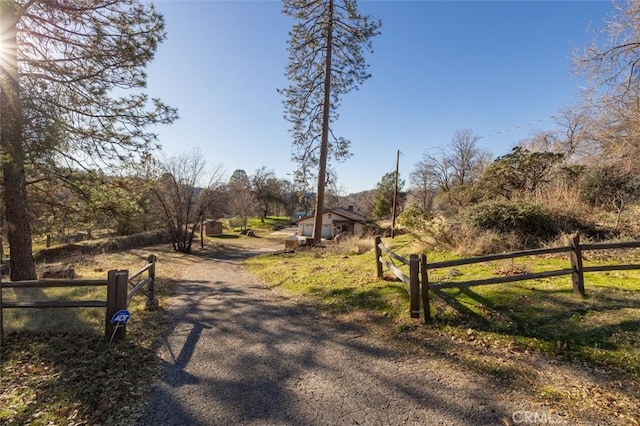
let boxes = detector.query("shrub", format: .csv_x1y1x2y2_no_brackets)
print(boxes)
466,200,561,245
397,204,434,232
326,236,374,255
400,200,597,254
398,204,457,249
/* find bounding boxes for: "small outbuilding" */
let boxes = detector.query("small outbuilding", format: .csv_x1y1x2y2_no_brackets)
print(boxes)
201,219,223,236
295,206,366,239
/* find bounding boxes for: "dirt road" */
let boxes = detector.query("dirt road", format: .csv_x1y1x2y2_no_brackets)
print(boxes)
135,242,539,426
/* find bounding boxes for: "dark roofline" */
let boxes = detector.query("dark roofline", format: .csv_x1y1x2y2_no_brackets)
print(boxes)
294,207,366,224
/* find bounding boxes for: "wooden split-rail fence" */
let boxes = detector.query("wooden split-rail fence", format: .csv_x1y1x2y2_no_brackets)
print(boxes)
375,234,640,322
0,254,157,341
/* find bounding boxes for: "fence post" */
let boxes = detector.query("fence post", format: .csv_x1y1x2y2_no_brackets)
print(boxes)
375,236,383,280
420,254,431,323
569,233,586,297
105,270,128,340
145,254,159,310
409,254,420,318
1,277,4,341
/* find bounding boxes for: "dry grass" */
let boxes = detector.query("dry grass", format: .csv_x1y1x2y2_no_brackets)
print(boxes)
0,245,176,425
323,235,375,255
1,232,284,425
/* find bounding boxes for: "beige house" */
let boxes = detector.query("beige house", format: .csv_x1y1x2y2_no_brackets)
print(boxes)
295,207,366,239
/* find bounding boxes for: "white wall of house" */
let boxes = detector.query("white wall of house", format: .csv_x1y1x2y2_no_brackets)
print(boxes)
297,217,332,238
296,212,365,239
301,222,314,237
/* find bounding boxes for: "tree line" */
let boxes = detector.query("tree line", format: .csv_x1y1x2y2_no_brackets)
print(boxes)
18,150,323,253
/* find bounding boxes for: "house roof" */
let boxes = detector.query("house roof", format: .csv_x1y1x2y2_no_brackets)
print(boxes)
203,219,221,224
295,207,367,224
330,207,367,223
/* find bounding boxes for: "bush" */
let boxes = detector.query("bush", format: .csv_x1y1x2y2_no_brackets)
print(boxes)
466,200,579,246
397,204,433,232
400,200,598,253
398,204,457,249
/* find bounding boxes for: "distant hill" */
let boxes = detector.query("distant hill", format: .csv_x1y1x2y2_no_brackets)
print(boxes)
339,190,374,219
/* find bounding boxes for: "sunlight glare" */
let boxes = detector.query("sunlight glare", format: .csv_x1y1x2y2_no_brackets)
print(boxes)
0,30,5,67
0,11,18,62
0,22,17,79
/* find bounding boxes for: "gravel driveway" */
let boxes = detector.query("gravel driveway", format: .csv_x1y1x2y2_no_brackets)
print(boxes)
136,246,525,426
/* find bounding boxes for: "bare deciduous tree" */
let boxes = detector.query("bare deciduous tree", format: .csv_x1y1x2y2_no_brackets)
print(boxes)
152,150,224,253
409,163,438,213
227,169,256,231
575,0,640,172
413,130,490,194
251,167,285,221
450,129,490,186
577,1,640,97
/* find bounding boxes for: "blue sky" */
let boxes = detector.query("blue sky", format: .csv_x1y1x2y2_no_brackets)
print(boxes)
146,0,616,194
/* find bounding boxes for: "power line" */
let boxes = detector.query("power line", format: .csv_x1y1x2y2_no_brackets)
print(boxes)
478,115,557,140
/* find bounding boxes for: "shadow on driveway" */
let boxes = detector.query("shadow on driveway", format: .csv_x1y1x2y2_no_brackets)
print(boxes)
138,259,518,426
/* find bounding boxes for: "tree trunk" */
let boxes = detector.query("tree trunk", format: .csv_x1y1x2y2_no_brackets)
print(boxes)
0,4,37,281
312,0,333,245
200,217,204,249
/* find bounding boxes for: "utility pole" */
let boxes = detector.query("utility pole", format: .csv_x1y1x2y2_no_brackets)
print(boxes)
391,149,400,238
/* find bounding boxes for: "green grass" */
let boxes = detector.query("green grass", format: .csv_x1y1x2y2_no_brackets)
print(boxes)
223,216,292,238
248,247,410,317
432,278,640,375
418,249,640,377
207,233,240,239
246,240,640,380
1,287,107,334
2,249,165,335
246,238,640,422
246,216,291,229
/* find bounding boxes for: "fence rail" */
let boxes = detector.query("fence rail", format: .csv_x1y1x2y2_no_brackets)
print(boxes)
127,254,158,308
0,255,157,341
375,237,420,318
375,234,640,322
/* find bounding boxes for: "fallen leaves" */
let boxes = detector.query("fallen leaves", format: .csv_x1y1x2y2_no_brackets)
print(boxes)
0,310,168,425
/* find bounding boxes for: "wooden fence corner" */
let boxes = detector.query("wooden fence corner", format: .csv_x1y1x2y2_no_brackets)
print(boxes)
569,233,586,298
105,270,129,340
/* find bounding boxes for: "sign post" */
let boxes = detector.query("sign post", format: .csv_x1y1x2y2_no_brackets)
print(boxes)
109,309,130,344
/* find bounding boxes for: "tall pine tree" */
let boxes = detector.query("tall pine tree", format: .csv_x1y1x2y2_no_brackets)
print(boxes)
280,0,380,243
0,0,176,280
